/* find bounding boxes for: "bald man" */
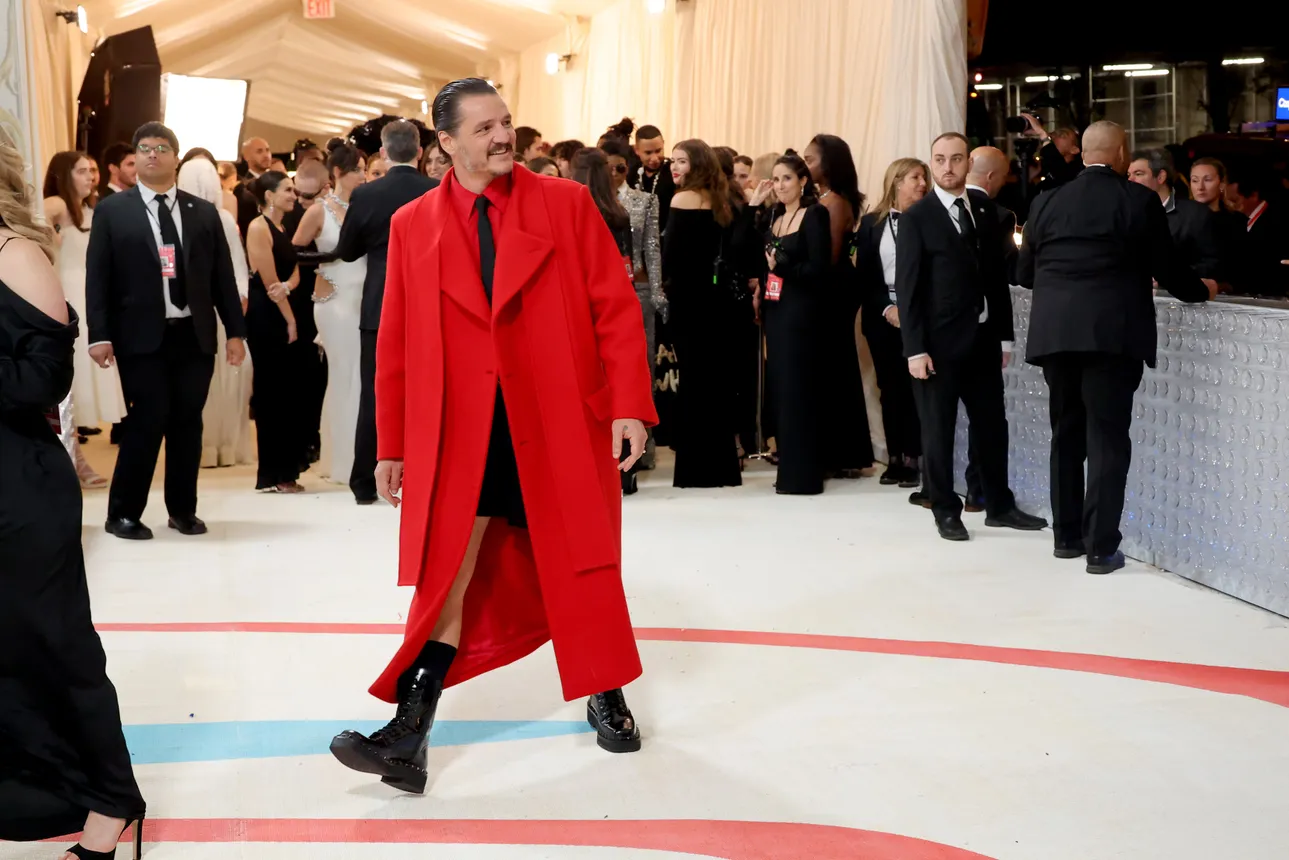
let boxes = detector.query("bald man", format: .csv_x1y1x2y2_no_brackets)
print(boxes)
240,137,272,179
1017,120,1211,575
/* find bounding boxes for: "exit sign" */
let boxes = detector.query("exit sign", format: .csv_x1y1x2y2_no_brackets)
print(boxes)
303,0,334,18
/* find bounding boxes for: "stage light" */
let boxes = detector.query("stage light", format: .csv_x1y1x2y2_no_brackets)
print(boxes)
974,72,982,82
1125,69,1169,77
974,83,1003,91
1103,63,1152,71
161,74,247,161
56,5,88,33
646,0,666,13
1025,75,1058,83
545,52,560,75
1222,57,1264,66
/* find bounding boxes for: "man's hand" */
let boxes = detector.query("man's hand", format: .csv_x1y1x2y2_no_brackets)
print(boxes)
612,419,648,472
375,459,404,508
908,354,934,380
89,343,115,368
226,338,246,367
883,305,900,328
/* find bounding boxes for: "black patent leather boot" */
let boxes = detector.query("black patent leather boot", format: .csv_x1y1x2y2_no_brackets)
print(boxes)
587,688,641,753
330,668,443,793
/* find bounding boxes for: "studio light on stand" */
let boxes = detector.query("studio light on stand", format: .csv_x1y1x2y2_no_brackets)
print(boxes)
56,5,89,34
161,74,248,161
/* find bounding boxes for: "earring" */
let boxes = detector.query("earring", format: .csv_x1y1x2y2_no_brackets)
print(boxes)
267,203,275,218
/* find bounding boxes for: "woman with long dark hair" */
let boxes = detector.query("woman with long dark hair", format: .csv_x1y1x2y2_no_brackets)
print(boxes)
854,157,930,489
662,139,742,488
245,170,307,493
570,146,643,492
804,133,874,478
43,150,125,487
761,153,831,494
1,130,146,860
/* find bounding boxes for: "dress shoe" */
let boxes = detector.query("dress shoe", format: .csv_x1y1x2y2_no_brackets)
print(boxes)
984,508,1048,531
77,425,102,436
908,490,932,509
1054,542,1085,559
897,467,922,489
936,516,970,541
621,471,638,495
105,518,153,541
879,465,902,485
587,688,641,753
168,515,207,536
330,667,442,794
1086,551,1126,575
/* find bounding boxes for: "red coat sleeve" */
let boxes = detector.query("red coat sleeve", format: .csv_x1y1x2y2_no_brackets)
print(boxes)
375,207,409,461
574,188,659,425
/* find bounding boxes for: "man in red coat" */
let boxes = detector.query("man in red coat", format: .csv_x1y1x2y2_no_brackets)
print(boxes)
330,79,657,794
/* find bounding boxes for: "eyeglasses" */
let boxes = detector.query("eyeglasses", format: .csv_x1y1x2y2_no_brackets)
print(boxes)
611,164,628,174
136,144,173,155
297,190,320,201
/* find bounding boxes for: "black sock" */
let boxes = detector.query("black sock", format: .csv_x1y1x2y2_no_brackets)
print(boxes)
397,640,457,699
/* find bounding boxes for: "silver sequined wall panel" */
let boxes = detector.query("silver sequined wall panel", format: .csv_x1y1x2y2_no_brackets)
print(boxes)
954,288,1289,617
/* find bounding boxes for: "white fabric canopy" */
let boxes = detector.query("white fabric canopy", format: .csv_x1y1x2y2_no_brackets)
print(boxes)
516,0,967,203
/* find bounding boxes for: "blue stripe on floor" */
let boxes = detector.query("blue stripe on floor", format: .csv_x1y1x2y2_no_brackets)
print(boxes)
123,720,594,764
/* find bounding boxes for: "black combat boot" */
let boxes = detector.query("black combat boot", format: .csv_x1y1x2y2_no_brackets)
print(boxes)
330,667,444,794
587,687,642,753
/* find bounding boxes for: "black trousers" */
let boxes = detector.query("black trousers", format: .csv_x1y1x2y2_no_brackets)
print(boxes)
866,318,921,463
1042,352,1144,556
911,332,1015,521
108,319,215,521
349,329,379,502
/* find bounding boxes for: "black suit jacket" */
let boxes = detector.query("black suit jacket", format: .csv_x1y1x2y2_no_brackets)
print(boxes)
86,185,246,356
1244,203,1289,297
853,212,896,337
334,165,437,331
1016,166,1208,367
894,190,1014,362
1165,195,1221,280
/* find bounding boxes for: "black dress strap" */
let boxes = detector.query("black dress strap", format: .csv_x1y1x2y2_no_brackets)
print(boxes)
0,236,14,256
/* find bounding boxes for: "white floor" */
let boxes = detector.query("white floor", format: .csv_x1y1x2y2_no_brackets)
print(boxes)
7,438,1289,859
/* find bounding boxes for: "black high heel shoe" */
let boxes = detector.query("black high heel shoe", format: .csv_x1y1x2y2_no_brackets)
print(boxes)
67,816,144,860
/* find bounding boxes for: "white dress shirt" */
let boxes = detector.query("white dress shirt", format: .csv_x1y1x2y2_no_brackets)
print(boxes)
139,183,192,320
879,212,899,304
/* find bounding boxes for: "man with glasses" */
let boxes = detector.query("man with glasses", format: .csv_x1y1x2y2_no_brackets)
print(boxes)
86,122,247,540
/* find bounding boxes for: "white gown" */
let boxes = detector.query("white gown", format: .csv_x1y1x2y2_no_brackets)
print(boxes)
201,209,255,467
313,200,366,485
60,208,127,427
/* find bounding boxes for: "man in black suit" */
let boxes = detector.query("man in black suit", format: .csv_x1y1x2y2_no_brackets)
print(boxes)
1018,121,1212,575
86,122,247,540
895,132,1047,541
334,119,438,504
1127,148,1222,283
1227,171,1289,298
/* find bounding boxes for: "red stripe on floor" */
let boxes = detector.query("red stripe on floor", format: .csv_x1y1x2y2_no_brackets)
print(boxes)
118,818,998,859
94,622,1289,709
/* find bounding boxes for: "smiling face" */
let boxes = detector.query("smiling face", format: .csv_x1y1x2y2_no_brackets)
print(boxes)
771,163,806,206
637,135,665,173
437,93,515,179
896,165,928,211
266,177,296,214
930,135,969,194
670,148,690,186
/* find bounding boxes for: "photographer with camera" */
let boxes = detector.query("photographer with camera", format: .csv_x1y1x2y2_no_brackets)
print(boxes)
1019,112,1084,190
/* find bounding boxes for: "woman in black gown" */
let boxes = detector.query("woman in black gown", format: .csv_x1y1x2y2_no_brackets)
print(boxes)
569,147,641,493
0,136,145,859
803,134,874,478
662,140,742,488
245,171,307,492
761,154,831,495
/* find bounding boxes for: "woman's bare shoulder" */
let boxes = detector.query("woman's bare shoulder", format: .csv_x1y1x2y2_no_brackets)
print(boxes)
670,189,709,210
0,235,68,323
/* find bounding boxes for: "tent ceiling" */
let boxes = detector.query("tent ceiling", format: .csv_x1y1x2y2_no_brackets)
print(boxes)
83,0,615,136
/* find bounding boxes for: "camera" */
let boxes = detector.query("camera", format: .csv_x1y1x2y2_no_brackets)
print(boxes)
1005,94,1063,135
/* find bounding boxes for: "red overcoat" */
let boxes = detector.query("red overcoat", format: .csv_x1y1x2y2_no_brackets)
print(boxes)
369,166,657,704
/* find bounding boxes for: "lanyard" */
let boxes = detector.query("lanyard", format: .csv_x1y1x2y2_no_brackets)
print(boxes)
774,205,804,239
145,192,178,233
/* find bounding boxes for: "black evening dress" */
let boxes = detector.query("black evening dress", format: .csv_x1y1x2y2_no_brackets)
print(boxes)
246,217,306,489
662,207,742,488
0,275,145,842
821,204,875,476
762,204,831,495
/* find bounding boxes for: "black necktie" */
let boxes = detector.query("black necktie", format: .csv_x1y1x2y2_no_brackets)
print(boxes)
953,198,978,252
476,196,495,303
157,193,187,310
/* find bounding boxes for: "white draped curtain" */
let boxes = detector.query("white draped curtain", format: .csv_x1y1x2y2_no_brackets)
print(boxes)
515,0,966,201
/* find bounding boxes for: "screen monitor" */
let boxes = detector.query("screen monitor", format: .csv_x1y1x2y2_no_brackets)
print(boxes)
1277,87,1289,121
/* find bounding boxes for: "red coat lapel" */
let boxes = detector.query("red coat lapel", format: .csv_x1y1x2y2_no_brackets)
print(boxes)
430,172,491,324
492,166,554,316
